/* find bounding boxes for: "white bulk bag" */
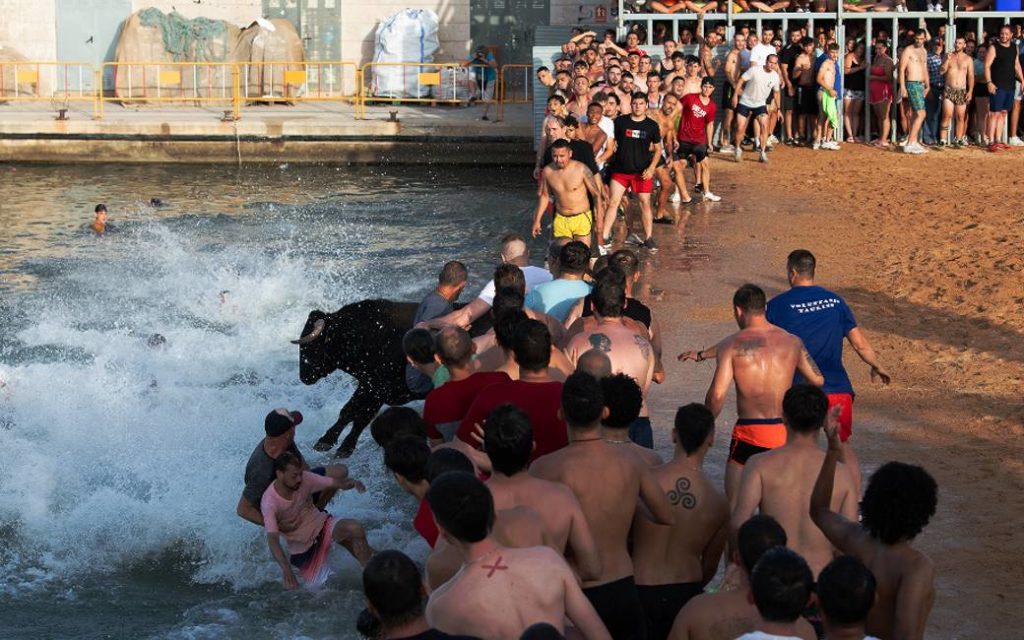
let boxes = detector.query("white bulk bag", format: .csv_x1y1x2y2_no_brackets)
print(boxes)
371,9,439,98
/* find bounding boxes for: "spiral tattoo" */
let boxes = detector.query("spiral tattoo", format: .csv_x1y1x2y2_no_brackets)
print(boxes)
668,477,697,509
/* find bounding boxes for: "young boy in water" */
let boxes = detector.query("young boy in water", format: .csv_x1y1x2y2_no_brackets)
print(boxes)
91,204,107,234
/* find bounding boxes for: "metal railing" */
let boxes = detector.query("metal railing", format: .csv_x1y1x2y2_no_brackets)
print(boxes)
498,63,533,121
100,61,240,119
359,62,500,116
0,61,100,115
239,61,360,106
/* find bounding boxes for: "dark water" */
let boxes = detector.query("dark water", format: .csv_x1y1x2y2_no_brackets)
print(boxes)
0,164,536,639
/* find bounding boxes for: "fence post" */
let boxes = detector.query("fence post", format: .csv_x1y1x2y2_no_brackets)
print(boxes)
232,63,241,120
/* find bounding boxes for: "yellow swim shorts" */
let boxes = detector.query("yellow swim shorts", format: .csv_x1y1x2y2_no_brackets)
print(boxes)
553,209,593,238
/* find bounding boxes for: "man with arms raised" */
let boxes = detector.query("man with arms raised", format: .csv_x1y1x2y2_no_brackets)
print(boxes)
483,403,602,580
690,284,823,505
531,372,674,640
766,249,891,492
633,403,729,640
668,515,816,640
599,92,663,254
811,423,938,640
425,471,611,640
732,384,858,577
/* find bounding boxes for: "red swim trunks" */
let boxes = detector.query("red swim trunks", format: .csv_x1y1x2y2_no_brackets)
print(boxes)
728,418,786,465
827,393,854,442
611,172,654,194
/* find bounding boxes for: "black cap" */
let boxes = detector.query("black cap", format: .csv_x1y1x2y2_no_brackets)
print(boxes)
265,410,302,437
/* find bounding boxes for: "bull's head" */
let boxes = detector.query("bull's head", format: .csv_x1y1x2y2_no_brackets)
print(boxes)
293,310,330,384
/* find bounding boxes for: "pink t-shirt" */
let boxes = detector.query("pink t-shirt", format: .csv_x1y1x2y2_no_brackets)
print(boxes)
260,471,334,555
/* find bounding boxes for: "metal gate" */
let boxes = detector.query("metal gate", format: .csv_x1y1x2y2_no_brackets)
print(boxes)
472,0,551,64
263,0,341,61
56,0,131,92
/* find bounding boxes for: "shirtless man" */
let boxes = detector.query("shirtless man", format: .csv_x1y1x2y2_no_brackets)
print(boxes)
811,423,938,640
531,372,674,640
633,403,729,640
668,515,816,640
425,471,611,640
731,384,857,577
569,74,594,122
91,203,108,235
816,44,840,150
533,139,603,247
653,93,685,221
600,373,663,465
720,33,748,152
564,269,656,448
792,37,817,145
939,36,974,146
579,103,611,162
898,30,930,154
696,284,824,505
681,56,705,96
483,403,602,580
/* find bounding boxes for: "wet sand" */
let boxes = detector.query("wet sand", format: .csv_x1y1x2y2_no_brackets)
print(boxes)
636,143,1024,639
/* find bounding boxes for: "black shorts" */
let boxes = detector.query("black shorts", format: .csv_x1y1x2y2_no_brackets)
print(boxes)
781,88,796,110
729,437,772,465
722,83,735,109
583,576,648,640
675,141,709,162
638,582,703,640
735,103,767,119
797,85,817,116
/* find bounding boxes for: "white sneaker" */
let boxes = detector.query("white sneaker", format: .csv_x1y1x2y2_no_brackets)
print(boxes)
703,191,722,202
720,143,735,152
1009,136,1024,147
822,140,841,150
669,191,681,203
927,3,935,10
768,134,779,146
935,2,943,9
904,143,925,154
734,147,742,162
812,141,822,150
759,150,768,163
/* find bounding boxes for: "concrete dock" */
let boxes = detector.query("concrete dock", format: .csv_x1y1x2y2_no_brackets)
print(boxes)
0,102,534,164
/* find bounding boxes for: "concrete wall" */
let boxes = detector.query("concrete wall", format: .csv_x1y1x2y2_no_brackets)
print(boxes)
340,0,470,65
550,0,617,28
0,0,58,61
130,0,262,26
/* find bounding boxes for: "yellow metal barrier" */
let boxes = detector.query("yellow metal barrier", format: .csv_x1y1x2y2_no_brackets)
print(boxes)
238,61,360,109
100,61,239,118
359,62,498,117
498,64,532,122
0,61,99,116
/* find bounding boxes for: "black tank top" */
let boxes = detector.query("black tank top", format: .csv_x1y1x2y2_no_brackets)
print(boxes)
580,295,653,328
991,42,1017,90
846,61,866,91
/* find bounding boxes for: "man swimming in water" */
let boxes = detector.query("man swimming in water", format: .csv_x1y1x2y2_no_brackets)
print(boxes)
261,451,372,589
533,139,604,247
91,204,108,234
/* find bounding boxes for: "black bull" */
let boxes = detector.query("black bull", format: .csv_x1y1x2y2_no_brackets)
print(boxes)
293,299,488,457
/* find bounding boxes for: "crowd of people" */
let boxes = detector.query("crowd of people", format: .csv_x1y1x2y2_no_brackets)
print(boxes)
539,20,1024,164
236,221,939,639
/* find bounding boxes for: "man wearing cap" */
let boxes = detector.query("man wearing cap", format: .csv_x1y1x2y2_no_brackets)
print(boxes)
236,408,350,526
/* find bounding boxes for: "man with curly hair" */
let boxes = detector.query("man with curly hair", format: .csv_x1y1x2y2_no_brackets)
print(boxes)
810,422,938,640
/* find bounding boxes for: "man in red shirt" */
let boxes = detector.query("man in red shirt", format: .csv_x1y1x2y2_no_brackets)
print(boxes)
422,326,510,446
457,320,567,461
674,77,722,203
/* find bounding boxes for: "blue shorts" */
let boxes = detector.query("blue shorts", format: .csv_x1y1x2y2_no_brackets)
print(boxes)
990,87,1014,112
629,416,654,449
736,103,767,119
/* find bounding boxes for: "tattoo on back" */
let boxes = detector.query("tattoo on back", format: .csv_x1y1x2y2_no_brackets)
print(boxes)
633,334,651,360
589,333,612,352
735,337,765,357
668,477,697,509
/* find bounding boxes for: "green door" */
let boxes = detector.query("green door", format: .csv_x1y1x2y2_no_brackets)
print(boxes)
471,0,551,64
56,0,132,92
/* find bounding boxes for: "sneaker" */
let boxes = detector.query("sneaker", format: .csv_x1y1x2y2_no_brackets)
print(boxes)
768,134,779,146
694,182,704,193
988,142,1001,153
904,143,925,154
812,141,822,150
669,191,681,203
927,3,935,9
720,143,735,152
935,2,942,9
1009,137,1024,147
822,141,841,150
653,216,675,224
759,150,768,163
702,191,722,202
642,237,658,252
625,232,645,245
734,147,742,162
598,242,612,256
938,139,949,147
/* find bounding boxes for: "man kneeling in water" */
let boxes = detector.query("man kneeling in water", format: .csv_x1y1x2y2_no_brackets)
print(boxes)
261,451,374,588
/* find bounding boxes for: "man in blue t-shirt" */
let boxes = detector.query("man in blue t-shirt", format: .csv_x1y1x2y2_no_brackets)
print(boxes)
464,45,498,120
765,249,891,491
525,240,592,323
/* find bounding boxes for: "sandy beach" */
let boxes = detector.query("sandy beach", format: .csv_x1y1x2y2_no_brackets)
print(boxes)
640,143,1024,639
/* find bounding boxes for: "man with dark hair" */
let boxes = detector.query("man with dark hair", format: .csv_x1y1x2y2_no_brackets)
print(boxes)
384,436,439,548
483,403,601,580
531,372,673,640
370,406,428,449
633,403,728,640
683,284,824,506
457,320,567,461
416,261,468,326
767,248,891,493
423,327,511,446
564,267,656,448
599,373,662,465
668,515,817,640
525,241,592,322
533,137,603,248
91,203,109,234
425,471,611,639
261,451,372,589
362,549,475,640
732,384,857,577
404,328,441,396
811,425,937,640
238,408,349,526
737,548,815,640
816,556,878,640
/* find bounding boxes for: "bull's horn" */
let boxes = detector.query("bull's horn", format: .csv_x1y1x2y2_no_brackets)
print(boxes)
290,318,325,345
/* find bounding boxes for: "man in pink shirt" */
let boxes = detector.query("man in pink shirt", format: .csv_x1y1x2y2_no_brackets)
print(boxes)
261,451,373,589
